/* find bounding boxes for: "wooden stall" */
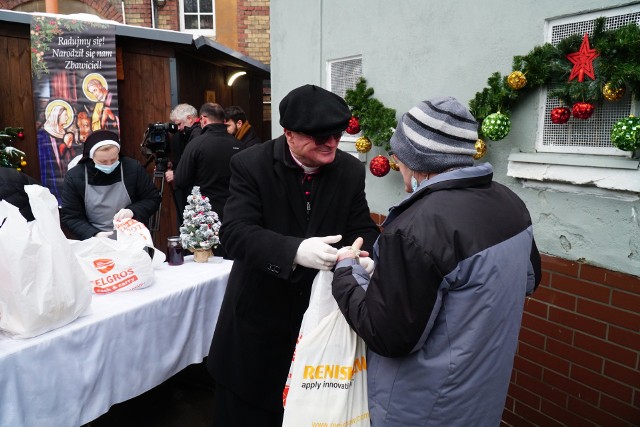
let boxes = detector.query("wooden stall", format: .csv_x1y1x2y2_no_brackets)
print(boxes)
0,9,270,249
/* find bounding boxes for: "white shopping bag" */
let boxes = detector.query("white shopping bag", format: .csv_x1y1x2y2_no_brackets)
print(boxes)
71,219,165,294
282,270,370,427
0,185,92,338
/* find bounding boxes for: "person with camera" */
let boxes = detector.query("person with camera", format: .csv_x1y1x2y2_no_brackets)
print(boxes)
224,105,261,149
164,103,202,227
174,102,242,258
61,130,161,240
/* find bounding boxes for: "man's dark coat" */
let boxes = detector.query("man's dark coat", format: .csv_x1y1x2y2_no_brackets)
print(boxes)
207,135,379,412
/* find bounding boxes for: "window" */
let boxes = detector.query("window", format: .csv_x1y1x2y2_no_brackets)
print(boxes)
180,0,215,36
537,6,640,156
327,56,362,99
326,56,363,157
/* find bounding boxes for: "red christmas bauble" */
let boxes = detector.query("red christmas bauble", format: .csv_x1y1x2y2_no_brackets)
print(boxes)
17,131,24,139
572,102,595,120
550,107,571,124
346,116,361,135
369,155,390,177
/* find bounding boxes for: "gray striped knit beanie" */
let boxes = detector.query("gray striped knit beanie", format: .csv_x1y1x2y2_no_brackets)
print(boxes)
390,96,478,173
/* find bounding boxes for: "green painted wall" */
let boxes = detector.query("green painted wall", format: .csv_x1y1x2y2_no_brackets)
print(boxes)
271,0,640,276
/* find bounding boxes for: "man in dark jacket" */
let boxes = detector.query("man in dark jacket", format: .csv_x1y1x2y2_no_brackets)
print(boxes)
165,103,202,227
224,105,261,149
207,85,380,426
0,168,39,221
332,97,541,426
174,102,242,258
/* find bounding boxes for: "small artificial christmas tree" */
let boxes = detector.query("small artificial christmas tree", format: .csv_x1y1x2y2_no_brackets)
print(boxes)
0,126,26,170
180,186,221,260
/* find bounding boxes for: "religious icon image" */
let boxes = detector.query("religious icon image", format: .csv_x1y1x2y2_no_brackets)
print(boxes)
37,99,75,203
83,72,119,132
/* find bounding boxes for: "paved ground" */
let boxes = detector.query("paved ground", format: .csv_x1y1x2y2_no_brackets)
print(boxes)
84,362,215,427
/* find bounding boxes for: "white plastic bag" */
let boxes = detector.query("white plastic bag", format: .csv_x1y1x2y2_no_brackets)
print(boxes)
0,185,92,338
71,219,165,294
282,270,370,427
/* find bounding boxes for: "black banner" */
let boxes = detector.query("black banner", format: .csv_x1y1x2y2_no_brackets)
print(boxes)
31,15,119,204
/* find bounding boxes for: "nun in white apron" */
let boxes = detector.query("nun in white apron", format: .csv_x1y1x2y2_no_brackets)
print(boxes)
61,130,160,241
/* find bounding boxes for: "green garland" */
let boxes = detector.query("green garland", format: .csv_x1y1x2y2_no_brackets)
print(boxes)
469,18,640,132
345,78,397,151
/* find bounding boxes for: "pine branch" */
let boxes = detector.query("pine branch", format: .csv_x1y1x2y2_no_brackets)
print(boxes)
469,20,640,119
345,78,397,150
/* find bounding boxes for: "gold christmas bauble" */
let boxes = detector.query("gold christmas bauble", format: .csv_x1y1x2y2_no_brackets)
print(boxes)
389,159,399,171
603,83,625,102
507,71,527,90
473,139,487,160
355,136,372,153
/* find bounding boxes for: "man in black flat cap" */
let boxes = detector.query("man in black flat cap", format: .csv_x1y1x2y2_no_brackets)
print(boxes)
207,84,380,426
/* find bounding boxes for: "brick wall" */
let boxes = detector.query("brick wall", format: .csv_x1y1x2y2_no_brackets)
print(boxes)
504,254,640,426
370,213,639,426
237,0,270,64
123,0,151,27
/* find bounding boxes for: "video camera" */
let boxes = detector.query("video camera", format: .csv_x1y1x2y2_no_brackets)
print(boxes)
141,122,178,172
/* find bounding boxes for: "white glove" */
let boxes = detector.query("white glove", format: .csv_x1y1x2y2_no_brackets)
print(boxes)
95,231,113,238
113,208,134,222
359,256,375,275
294,235,342,271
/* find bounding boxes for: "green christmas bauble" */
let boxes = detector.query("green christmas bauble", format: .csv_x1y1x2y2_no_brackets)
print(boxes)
481,112,511,141
611,116,640,152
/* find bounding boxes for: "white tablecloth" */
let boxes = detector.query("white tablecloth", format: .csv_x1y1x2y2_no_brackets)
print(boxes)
0,256,232,427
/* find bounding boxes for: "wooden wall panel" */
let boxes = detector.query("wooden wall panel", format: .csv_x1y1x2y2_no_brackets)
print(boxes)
0,33,39,180
117,46,175,249
1,22,267,251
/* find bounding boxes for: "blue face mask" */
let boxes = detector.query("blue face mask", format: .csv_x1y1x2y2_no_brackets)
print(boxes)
411,176,419,192
95,160,120,174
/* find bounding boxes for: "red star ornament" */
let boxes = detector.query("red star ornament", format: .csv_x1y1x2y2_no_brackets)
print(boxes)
566,33,599,82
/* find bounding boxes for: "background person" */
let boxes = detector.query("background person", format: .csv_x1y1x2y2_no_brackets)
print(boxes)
165,103,202,228
61,130,161,240
331,96,542,427
207,84,380,426
174,102,242,258
224,105,261,149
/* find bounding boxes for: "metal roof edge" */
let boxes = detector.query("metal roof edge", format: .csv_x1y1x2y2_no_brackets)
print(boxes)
193,35,270,74
0,9,270,75
0,9,32,24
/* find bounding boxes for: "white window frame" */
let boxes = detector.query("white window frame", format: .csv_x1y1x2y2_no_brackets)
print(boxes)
535,5,640,157
179,0,216,37
326,55,364,159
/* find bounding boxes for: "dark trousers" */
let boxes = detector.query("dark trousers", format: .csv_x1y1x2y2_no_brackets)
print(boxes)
173,187,186,232
212,384,283,427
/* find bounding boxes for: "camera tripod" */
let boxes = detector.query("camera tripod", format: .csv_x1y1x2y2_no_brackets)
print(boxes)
147,156,168,242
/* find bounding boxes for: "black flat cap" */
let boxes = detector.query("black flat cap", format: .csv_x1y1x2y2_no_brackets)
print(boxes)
279,84,351,136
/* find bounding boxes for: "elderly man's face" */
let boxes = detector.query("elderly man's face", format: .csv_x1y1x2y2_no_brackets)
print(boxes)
285,130,341,168
174,115,196,132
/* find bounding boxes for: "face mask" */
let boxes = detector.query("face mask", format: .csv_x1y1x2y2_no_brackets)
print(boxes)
411,175,419,192
95,160,120,174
